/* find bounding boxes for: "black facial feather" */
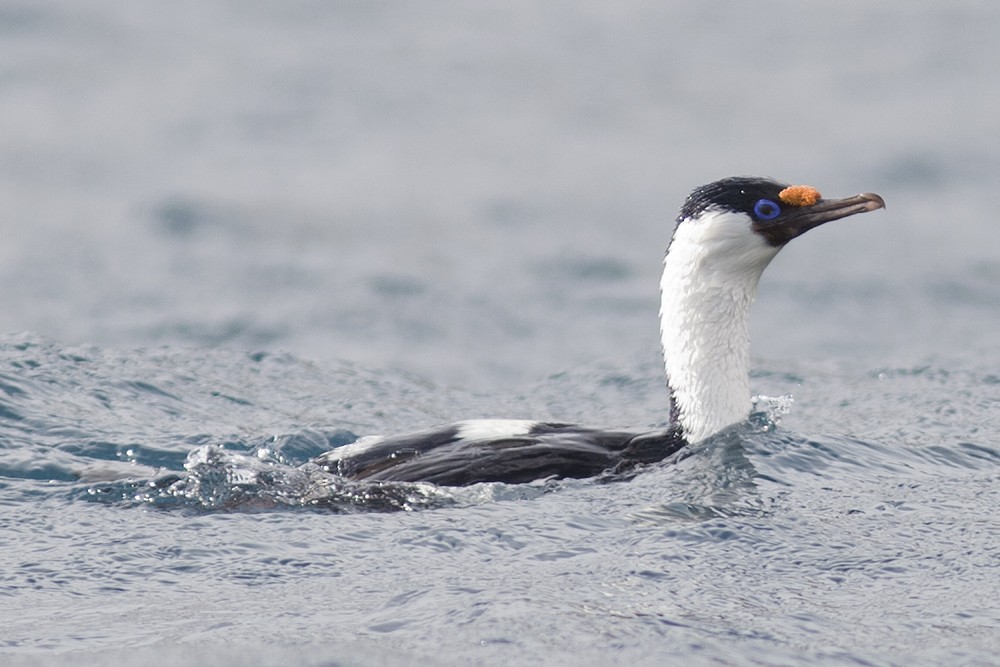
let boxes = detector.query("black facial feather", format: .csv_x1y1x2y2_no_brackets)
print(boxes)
664,176,794,252
677,176,789,222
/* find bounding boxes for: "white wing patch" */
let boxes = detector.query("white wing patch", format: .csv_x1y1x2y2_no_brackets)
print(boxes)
316,419,539,465
316,434,386,461
455,419,538,441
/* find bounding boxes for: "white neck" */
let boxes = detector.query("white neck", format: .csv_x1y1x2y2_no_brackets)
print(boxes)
659,209,782,443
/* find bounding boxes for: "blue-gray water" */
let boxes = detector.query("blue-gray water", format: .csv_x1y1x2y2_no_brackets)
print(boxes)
2,1,1000,665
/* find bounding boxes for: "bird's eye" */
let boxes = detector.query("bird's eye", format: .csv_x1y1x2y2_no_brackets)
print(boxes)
753,199,781,220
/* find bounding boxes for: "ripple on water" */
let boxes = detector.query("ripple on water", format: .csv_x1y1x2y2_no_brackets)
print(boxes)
2,337,1000,665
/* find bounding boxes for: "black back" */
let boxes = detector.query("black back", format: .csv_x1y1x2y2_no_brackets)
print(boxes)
316,423,687,486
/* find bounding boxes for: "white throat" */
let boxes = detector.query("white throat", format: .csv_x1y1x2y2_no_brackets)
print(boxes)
659,209,782,443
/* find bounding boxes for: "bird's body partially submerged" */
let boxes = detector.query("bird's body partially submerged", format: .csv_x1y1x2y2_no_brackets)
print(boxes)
313,177,885,486
319,420,685,486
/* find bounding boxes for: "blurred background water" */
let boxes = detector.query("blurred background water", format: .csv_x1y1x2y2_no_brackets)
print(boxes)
1,1,999,665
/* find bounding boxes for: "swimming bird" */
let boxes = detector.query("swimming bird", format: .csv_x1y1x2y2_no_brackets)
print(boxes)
313,177,885,486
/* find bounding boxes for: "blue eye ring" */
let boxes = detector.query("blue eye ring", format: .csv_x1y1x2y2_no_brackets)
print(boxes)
753,199,781,220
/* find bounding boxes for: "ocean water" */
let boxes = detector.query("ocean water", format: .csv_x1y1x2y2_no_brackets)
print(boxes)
2,1,1000,665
